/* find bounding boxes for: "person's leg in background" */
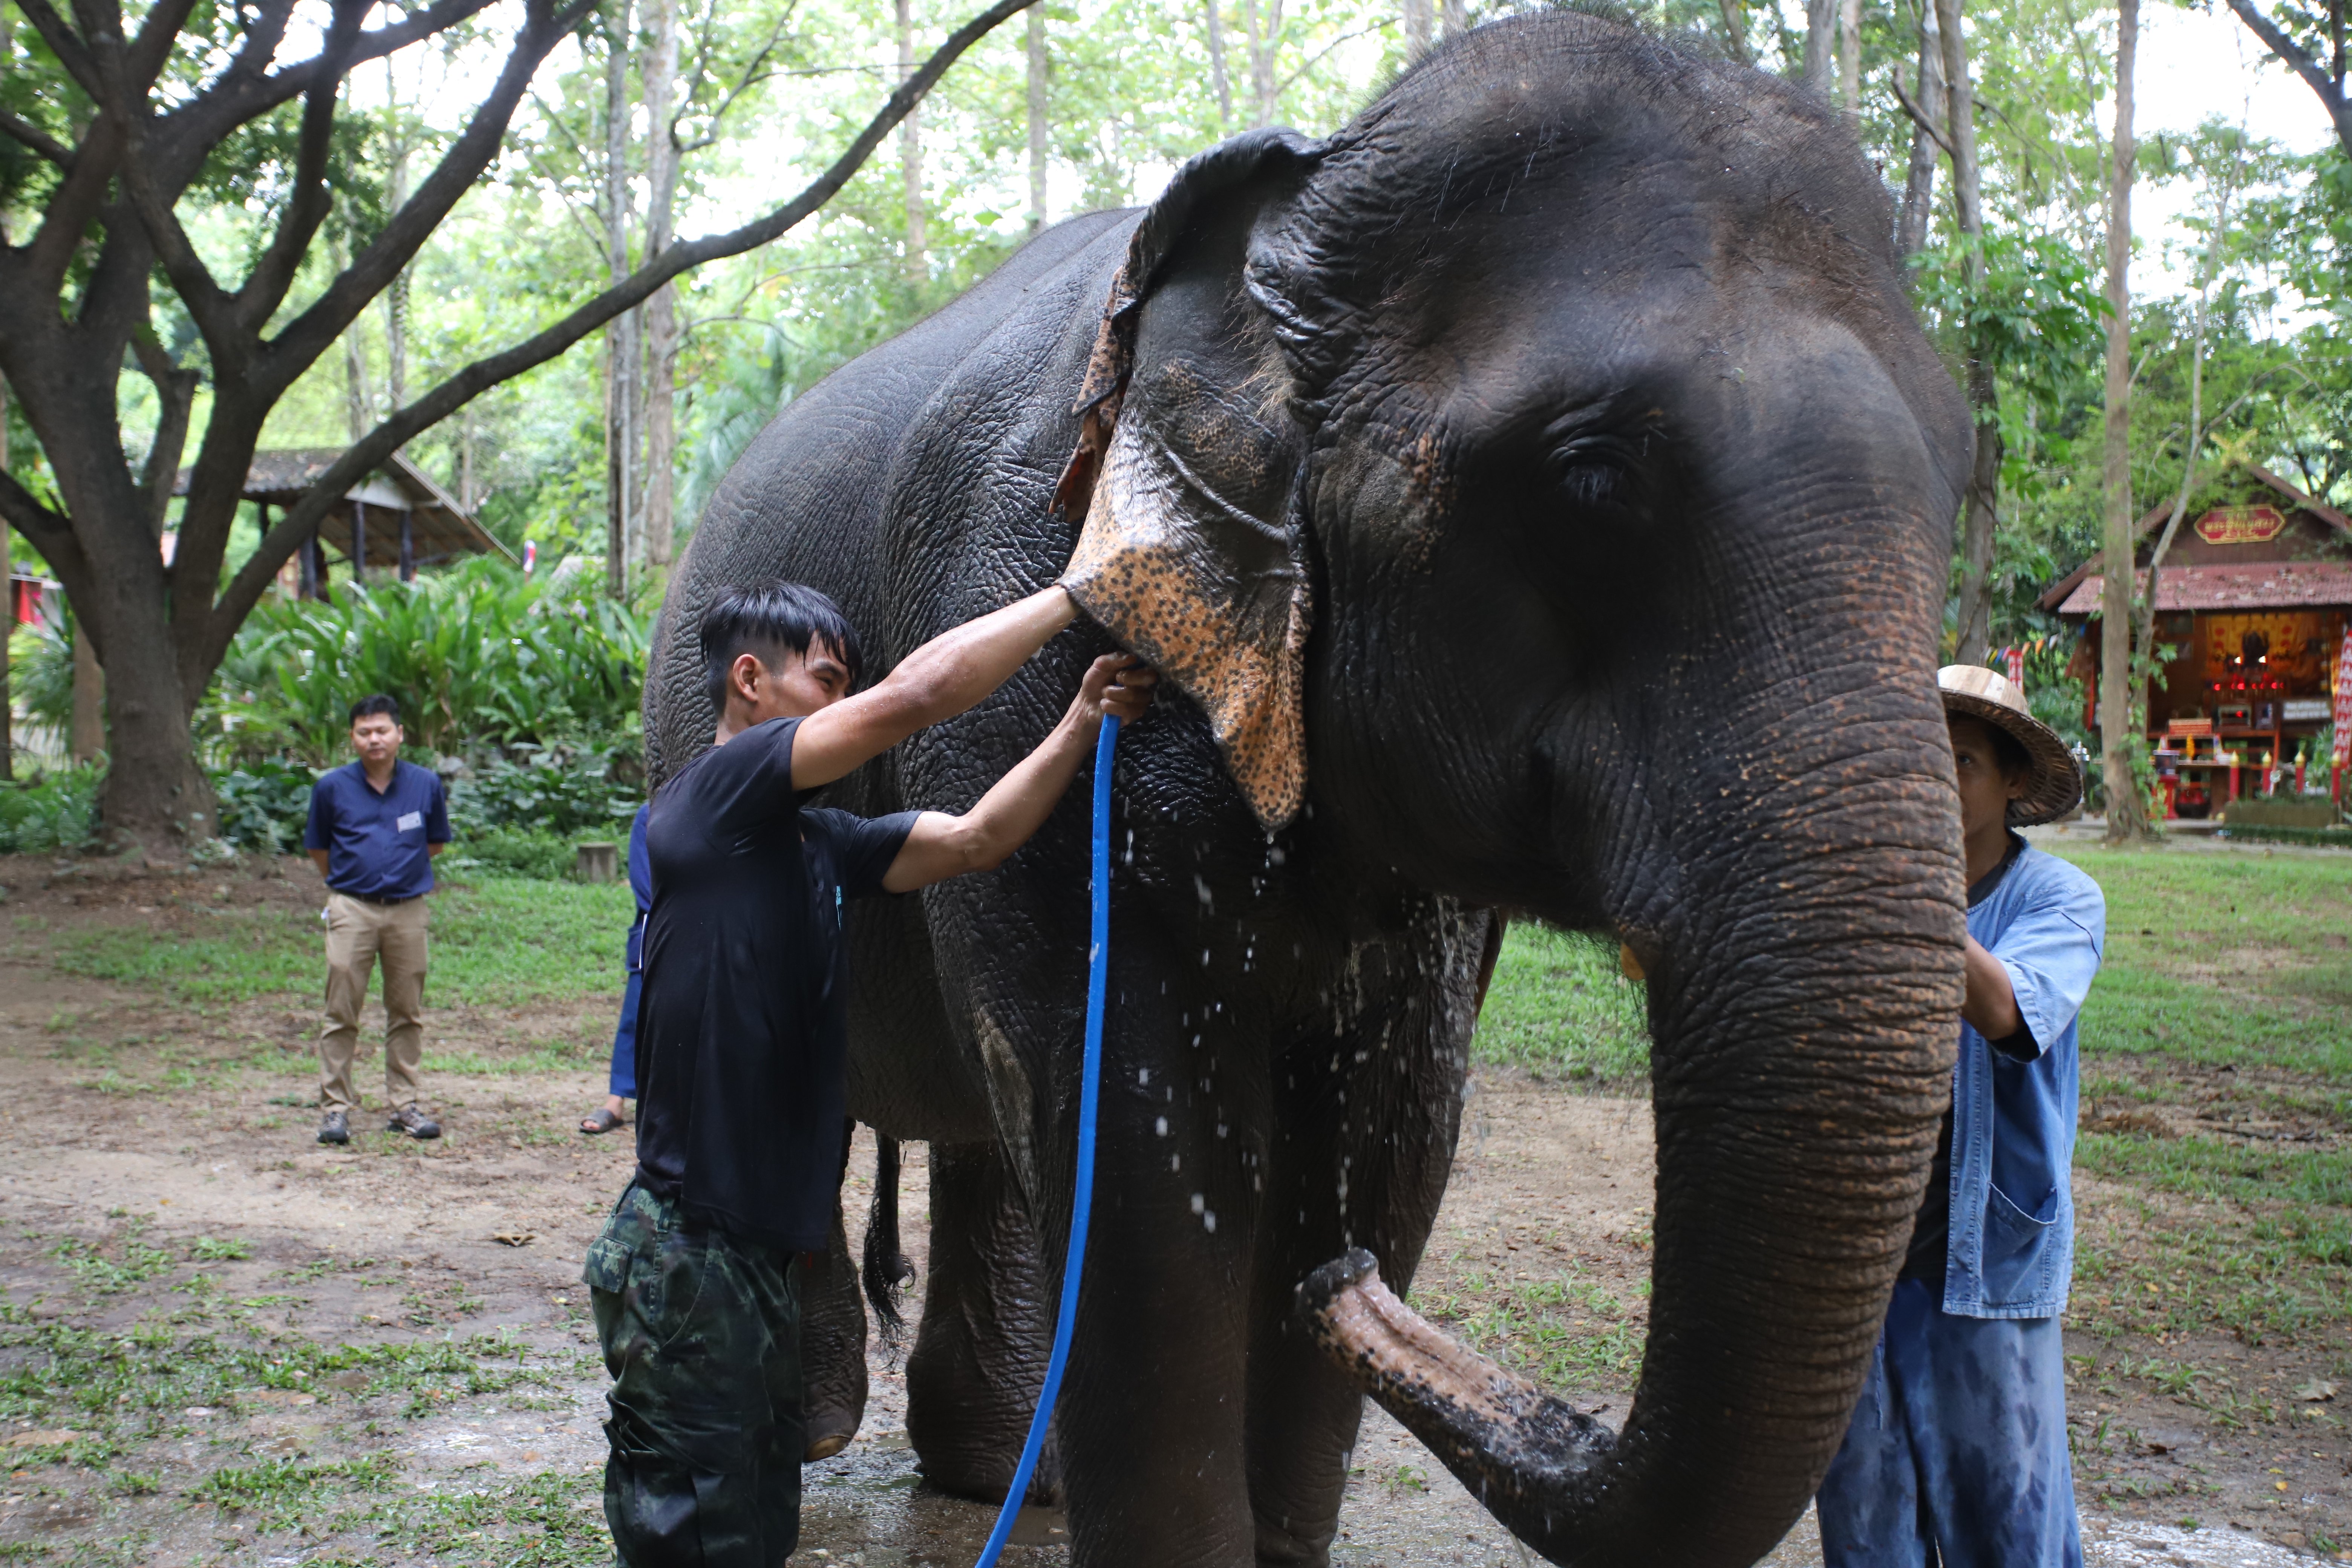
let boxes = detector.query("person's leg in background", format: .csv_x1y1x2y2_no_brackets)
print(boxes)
1817,1275,1937,1568
587,1187,804,1566
378,896,439,1139
1906,1303,2081,1568
583,968,642,1135
318,891,383,1142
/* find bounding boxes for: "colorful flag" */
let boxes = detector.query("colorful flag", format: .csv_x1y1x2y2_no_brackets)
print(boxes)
523,541,537,577
2004,646,2025,692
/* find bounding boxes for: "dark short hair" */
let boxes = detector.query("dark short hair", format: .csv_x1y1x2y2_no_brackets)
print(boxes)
700,582,863,714
349,694,402,726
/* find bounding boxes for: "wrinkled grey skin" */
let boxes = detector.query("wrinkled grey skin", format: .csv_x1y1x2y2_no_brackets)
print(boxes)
644,15,1971,1566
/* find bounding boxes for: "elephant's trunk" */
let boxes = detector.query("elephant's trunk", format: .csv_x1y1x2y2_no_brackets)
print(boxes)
1303,700,1963,1565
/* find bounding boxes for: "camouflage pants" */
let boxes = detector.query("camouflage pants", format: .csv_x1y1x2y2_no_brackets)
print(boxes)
585,1184,805,1568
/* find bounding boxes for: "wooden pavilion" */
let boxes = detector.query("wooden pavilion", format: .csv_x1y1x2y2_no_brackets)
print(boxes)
175,447,513,597
2041,463,2352,815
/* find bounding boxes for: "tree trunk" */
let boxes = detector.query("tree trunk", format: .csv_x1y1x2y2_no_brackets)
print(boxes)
1938,0,2000,668
642,0,682,575
1898,0,1946,257
70,617,104,764
342,321,370,446
1403,0,1433,61
386,152,411,417
1239,0,1280,127
1205,0,1234,131
459,412,478,512
1838,0,1861,108
2100,0,2144,840
1027,8,1049,231
1804,0,1835,95
898,0,928,286
604,0,638,602
1441,0,1467,32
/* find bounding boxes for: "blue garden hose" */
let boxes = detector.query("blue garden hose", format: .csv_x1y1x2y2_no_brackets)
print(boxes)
973,712,1119,1568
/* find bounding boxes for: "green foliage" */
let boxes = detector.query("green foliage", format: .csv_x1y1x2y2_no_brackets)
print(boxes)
209,760,321,854
203,557,648,766
1473,925,1651,1086
8,619,72,740
2216,823,2352,846
445,742,643,838
444,828,584,881
0,763,102,854
1909,228,2111,406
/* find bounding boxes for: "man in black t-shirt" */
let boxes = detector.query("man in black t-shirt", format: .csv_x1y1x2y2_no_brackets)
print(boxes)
583,579,1152,1567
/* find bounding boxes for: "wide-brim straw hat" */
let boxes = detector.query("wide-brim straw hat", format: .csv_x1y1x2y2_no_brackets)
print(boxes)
1938,665,2084,827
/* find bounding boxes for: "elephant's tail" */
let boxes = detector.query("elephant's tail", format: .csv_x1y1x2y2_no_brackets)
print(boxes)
861,1132,917,1348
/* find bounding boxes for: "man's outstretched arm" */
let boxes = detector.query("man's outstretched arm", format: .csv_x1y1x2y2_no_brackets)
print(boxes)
881,654,1156,893
790,585,1079,792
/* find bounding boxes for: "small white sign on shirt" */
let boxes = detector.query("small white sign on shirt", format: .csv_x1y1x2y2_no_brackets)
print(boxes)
396,810,424,832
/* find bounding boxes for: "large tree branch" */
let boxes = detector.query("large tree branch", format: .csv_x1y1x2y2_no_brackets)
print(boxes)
14,0,104,99
162,0,498,179
232,0,371,335
0,467,78,567
132,330,199,533
2226,0,2352,158
253,0,594,395
1891,76,1955,158
0,107,76,170
206,0,1043,661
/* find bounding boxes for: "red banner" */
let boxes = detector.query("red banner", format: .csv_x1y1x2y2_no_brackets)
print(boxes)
2334,626,2352,767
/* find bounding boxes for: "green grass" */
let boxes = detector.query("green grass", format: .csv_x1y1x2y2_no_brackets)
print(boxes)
1472,925,1650,1085
191,1453,400,1532
48,875,635,1010
2051,846,2352,1082
1415,1265,1648,1387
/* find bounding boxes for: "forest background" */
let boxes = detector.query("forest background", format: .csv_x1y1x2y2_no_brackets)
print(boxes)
5,0,2352,843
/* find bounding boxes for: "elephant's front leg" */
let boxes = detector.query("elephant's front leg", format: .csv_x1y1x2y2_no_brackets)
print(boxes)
1055,954,1269,1565
1244,924,1482,1564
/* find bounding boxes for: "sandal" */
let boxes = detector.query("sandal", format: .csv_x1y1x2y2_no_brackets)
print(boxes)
580,1107,628,1136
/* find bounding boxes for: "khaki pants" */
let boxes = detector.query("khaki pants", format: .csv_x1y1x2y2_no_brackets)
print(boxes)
319,891,430,1113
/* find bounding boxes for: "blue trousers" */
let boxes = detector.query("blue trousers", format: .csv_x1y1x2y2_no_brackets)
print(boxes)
1816,1275,2081,1568
608,970,642,1099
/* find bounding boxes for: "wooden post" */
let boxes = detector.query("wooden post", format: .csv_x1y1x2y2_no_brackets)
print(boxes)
301,528,322,600
576,842,619,882
399,511,415,582
351,498,368,584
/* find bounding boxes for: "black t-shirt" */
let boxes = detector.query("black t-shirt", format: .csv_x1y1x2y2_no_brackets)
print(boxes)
1900,831,2035,1288
632,717,918,1249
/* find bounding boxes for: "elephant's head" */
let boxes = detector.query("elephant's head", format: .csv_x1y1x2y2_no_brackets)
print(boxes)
1060,13,1972,1566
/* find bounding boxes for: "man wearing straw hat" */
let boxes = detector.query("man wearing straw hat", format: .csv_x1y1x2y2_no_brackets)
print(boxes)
1816,665,2106,1568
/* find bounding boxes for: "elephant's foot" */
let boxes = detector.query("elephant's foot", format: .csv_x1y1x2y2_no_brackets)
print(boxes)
803,1409,861,1462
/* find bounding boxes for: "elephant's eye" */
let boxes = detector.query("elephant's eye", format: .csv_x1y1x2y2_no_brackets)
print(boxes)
1544,436,1645,511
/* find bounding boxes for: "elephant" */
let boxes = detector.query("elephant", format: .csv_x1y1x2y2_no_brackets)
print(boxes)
642,11,1974,1566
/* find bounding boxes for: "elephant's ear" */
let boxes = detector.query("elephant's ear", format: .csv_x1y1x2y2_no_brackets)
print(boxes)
1056,130,1323,831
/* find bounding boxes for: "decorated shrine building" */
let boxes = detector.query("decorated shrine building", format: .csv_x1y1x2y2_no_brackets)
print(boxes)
2041,464,2352,813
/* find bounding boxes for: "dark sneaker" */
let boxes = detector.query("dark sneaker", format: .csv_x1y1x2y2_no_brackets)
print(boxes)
318,1110,350,1145
387,1104,442,1140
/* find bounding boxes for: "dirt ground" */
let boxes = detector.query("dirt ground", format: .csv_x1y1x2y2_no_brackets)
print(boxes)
0,851,2339,1564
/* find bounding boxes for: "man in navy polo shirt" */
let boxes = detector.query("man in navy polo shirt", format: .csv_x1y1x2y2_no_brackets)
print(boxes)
303,694,452,1145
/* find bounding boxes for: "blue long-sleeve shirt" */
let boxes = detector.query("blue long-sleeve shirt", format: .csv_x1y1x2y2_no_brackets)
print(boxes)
1937,838,2105,1319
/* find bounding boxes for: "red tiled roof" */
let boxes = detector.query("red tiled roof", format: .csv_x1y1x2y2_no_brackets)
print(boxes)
2055,562,2352,615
